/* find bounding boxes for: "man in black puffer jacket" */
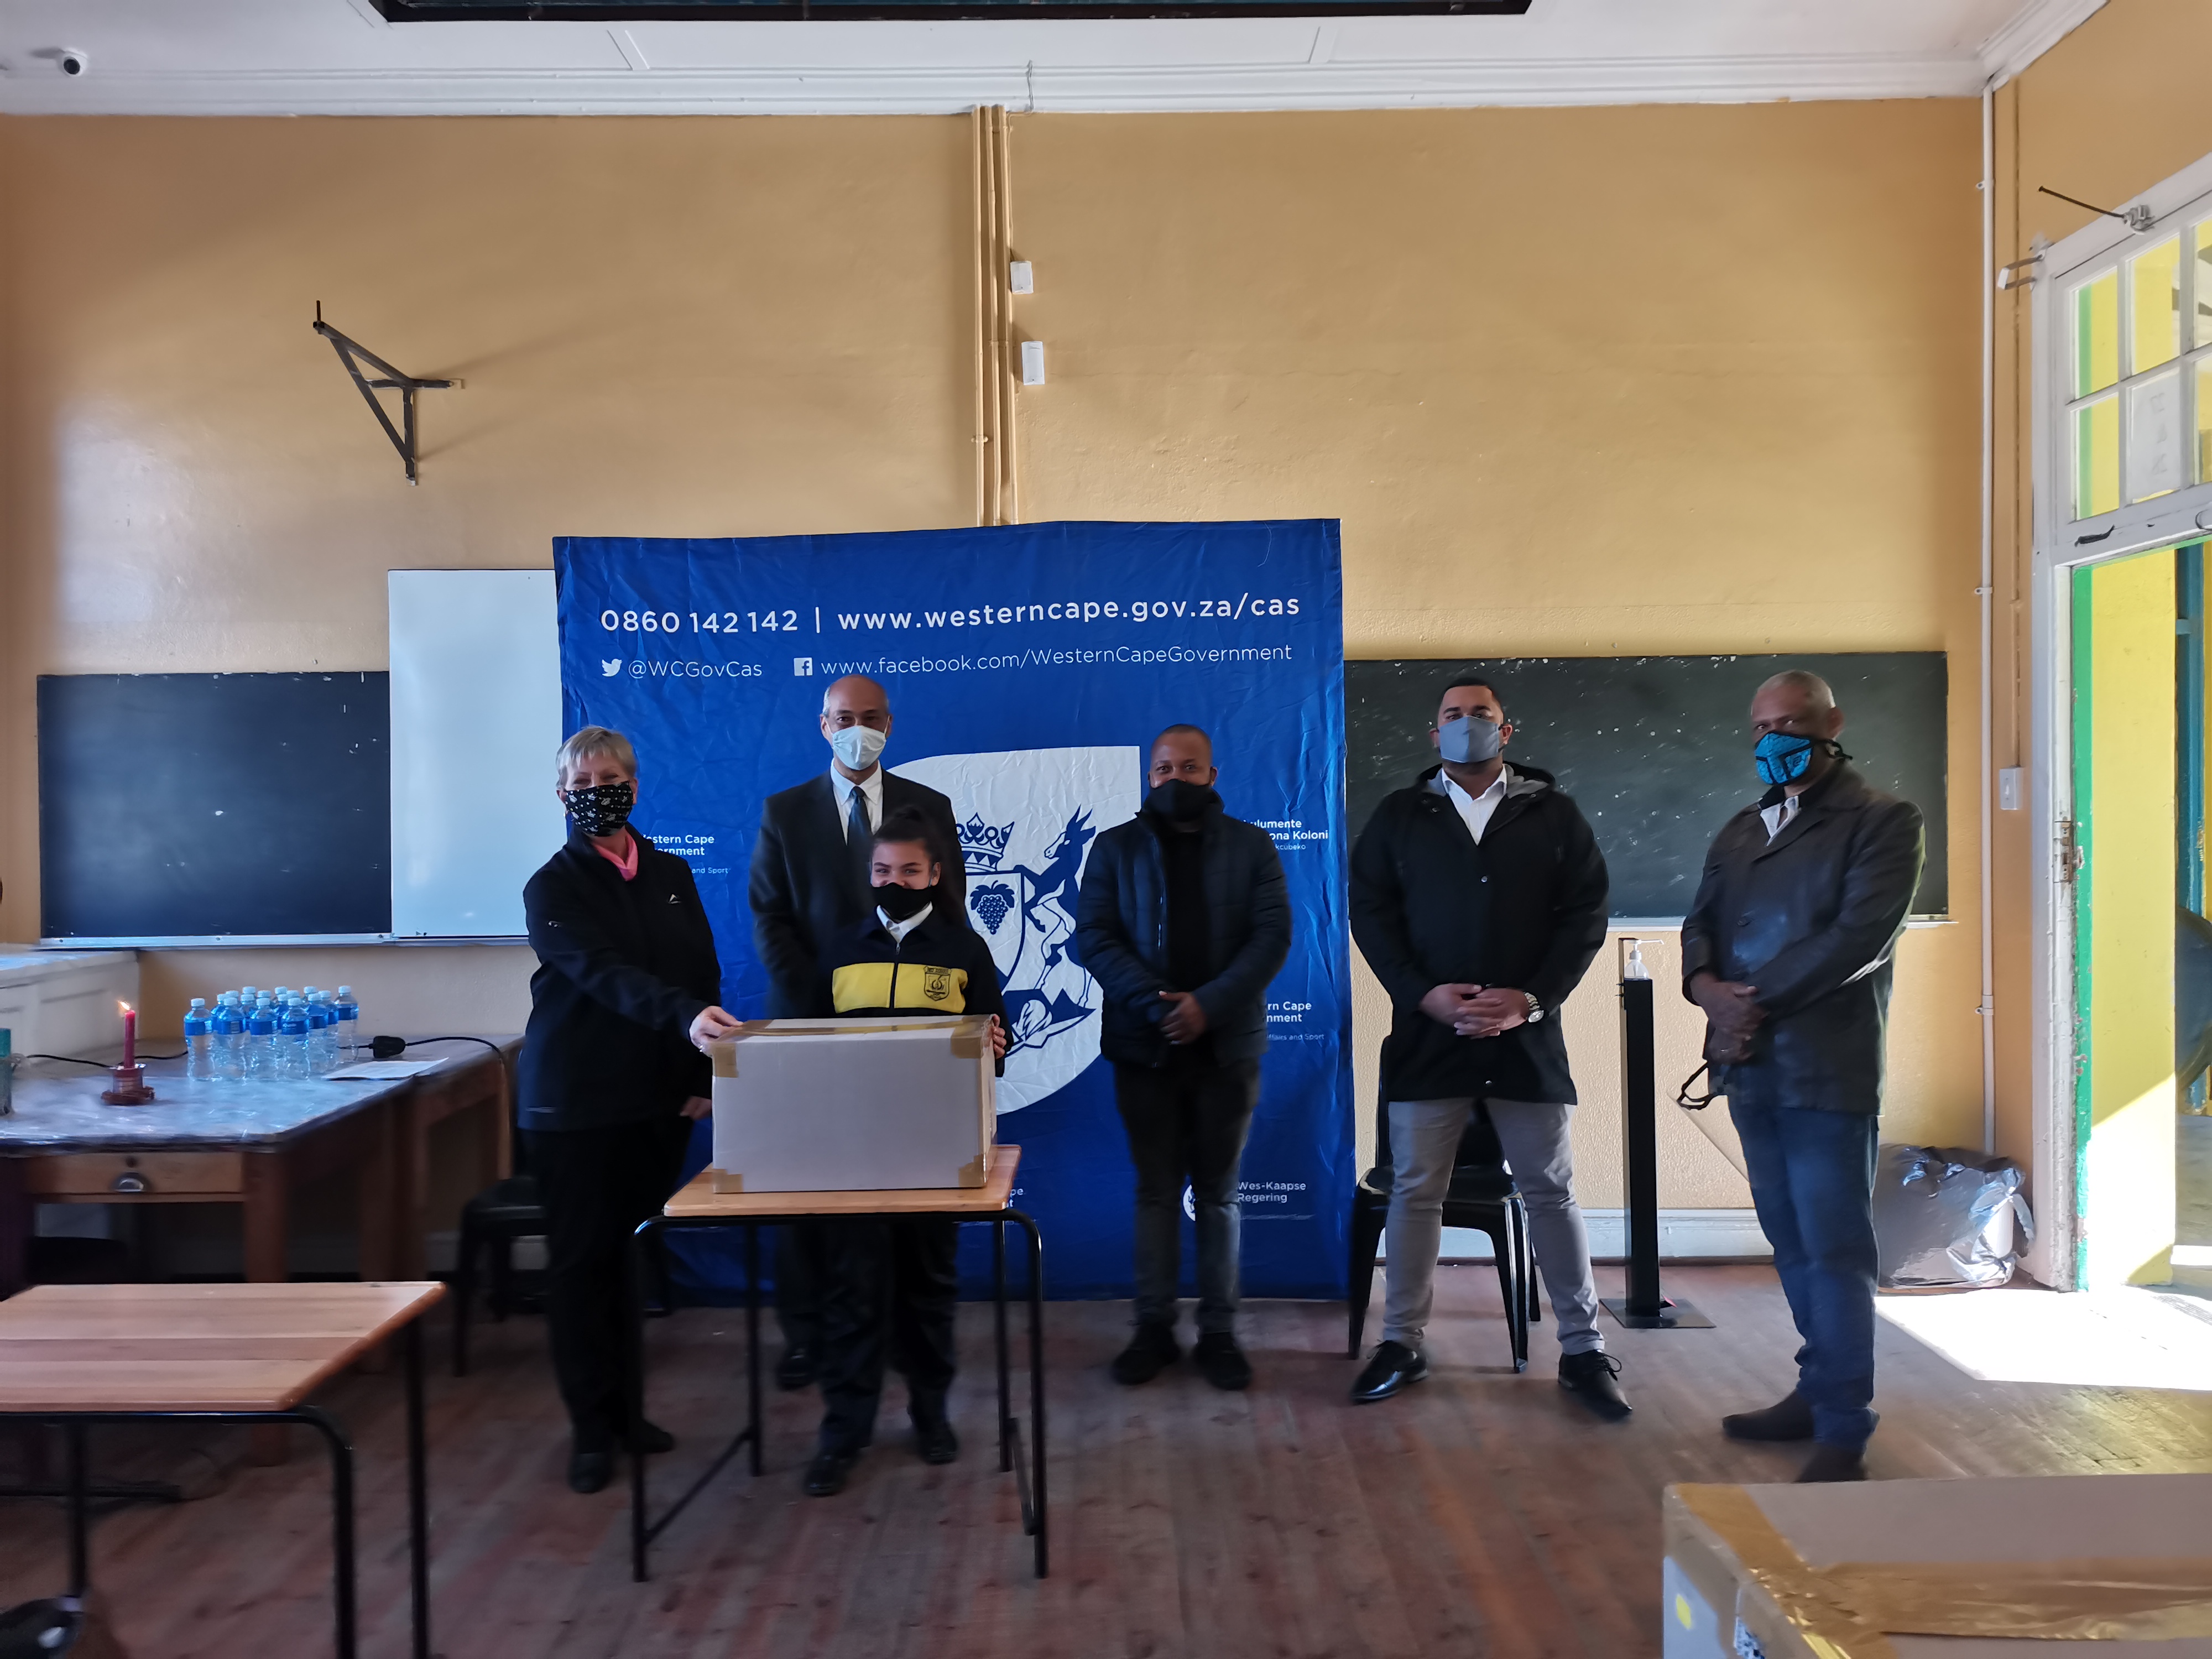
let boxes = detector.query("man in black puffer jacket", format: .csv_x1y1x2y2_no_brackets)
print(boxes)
1076,726,1291,1391
1348,677,1625,1421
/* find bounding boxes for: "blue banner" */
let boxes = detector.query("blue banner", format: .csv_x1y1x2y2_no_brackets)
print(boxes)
554,520,1350,1299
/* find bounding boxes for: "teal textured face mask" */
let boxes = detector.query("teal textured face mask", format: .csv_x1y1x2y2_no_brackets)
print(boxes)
1754,732,1819,787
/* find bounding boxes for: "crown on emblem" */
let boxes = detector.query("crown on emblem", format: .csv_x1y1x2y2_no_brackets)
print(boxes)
958,812,1015,872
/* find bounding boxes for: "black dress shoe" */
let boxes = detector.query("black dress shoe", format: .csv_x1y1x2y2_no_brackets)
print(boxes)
777,1344,817,1392
1796,1443,1868,1483
804,1446,863,1497
627,1417,676,1455
567,1448,614,1494
1722,1391,1816,1442
1349,1340,1427,1403
1558,1350,1632,1422
1195,1332,1253,1391
912,1413,960,1465
1110,1321,1181,1385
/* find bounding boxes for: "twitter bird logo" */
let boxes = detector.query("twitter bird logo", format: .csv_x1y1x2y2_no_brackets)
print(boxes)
600,659,623,678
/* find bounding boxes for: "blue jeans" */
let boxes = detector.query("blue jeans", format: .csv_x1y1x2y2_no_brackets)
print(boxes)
1727,1091,1880,1449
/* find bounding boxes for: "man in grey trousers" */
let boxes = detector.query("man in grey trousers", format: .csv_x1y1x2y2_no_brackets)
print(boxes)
1346,677,1626,1418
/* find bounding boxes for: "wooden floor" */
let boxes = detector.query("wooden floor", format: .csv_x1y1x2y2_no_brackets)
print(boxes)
3,1263,2210,1658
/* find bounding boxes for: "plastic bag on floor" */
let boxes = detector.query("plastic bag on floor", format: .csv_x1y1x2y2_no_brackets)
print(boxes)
1874,1144,2034,1290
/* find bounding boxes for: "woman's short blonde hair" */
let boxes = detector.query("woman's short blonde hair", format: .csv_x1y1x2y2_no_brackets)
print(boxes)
556,726,638,786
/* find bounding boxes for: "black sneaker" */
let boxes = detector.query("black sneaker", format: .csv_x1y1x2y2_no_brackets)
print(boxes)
1558,1350,1632,1422
804,1445,863,1497
627,1417,676,1455
1349,1340,1427,1403
1722,1390,1815,1442
1194,1332,1253,1391
777,1344,817,1392
912,1412,960,1465
1111,1321,1181,1385
1796,1443,1868,1483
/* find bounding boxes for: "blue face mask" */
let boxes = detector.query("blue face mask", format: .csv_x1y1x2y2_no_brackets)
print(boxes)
1754,732,1821,787
1437,714,1503,766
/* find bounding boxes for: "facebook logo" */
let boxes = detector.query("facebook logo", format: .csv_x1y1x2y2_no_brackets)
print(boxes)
792,656,814,677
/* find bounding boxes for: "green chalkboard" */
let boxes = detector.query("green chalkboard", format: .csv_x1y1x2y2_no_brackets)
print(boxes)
1347,654,1948,919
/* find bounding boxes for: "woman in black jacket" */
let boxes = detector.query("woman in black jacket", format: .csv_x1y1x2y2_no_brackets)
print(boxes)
520,726,739,1493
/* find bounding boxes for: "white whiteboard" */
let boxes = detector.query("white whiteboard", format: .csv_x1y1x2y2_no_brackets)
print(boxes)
389,569,566,937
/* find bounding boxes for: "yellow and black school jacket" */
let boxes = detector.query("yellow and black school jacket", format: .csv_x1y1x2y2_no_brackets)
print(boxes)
819,905,1008,1073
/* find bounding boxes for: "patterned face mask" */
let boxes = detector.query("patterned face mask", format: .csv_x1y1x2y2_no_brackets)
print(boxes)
562,780,635,836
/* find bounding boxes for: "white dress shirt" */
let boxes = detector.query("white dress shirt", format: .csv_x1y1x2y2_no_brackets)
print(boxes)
879,902,931,942
1759,792,1802,842
831,766,885,839
1436,764,1511,844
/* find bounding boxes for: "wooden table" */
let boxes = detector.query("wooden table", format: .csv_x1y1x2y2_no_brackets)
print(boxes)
0,1281,445,1659
628,1146,1047,1580
0,1037,517,1293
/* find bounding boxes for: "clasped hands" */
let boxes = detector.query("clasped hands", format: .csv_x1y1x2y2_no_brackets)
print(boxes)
1418,983,1531,1039
1687,971,1763,1062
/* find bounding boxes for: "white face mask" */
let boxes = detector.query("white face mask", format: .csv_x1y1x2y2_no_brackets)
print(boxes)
828,724,888,771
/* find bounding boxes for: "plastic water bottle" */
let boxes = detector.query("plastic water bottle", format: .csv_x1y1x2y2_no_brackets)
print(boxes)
308,994,337,1074
278,998,311,1079
333,987,360,1062
246,999,278,1080
213,993,246,1081
184,999,213,1081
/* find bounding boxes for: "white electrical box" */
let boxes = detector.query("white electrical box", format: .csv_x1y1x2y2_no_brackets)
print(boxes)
1020,340,1045,386
1997,766,2023,811
1009,260,1034,294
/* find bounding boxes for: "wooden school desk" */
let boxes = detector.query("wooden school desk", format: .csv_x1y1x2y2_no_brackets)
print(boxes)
0,1038,517,1294
627,1146,1048,1580
0,1280,445,1659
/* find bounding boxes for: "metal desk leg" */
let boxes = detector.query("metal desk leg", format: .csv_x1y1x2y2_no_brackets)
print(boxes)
64,1421,88,1598
403,1320,431,1659
744,1223,763,1478
992,1218,1013,1473
294,1407,358,1659
628,1220,654,1584
1009,1209,1047,1579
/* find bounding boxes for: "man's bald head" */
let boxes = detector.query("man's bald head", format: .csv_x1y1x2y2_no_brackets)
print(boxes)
822,675,890,720
1754,670,1835,713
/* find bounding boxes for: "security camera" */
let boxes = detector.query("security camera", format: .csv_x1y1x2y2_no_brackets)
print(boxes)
57,49,88,76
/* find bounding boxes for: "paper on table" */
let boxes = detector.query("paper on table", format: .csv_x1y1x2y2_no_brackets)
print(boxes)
323,1060,440,1081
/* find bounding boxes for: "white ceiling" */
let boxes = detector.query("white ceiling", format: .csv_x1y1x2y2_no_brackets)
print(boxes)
0,0,2105,116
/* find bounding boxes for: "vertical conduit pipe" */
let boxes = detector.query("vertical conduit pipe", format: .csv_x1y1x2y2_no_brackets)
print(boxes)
1980,83,1999,1154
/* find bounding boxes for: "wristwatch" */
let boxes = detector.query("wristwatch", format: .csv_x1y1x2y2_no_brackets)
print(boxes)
1523,992,1546,1024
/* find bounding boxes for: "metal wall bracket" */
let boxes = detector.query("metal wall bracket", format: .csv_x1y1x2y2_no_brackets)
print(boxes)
313,303,456,485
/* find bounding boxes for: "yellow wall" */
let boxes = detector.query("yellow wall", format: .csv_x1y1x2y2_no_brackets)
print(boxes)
0,102,1985,1212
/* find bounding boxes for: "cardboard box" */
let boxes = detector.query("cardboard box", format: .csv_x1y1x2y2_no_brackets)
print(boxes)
707,1016,995,1193
1663,1474,2212,1658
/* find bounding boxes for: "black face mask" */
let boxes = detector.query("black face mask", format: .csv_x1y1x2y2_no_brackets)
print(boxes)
1146,780,1218,824
874,881,937,922
562,780,635,837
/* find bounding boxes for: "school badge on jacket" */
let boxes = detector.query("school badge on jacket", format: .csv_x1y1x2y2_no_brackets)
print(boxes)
898,746,1141,1114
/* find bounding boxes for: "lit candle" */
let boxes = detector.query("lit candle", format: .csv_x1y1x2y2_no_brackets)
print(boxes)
120,1001,137,1070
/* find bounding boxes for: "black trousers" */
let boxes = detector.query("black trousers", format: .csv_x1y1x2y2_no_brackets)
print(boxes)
775,1228,818,1352
1114,1057,1260,1334
525,1115,693,1443
798,1215,960,1454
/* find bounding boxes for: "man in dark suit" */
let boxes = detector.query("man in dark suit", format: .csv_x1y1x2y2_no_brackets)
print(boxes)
746,674,965,1385
1683,669,1923,1484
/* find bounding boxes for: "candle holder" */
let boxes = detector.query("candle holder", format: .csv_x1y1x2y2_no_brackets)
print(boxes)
101,1063,156,1105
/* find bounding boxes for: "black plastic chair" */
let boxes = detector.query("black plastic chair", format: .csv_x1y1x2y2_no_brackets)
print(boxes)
1347,1092,1539,1372
451,1166,546,1378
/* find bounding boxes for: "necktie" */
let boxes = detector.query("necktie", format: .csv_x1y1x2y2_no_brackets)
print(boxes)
847,782,873,891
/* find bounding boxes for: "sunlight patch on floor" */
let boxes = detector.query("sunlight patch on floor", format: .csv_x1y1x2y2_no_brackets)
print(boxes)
1876,1285,2212,1392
